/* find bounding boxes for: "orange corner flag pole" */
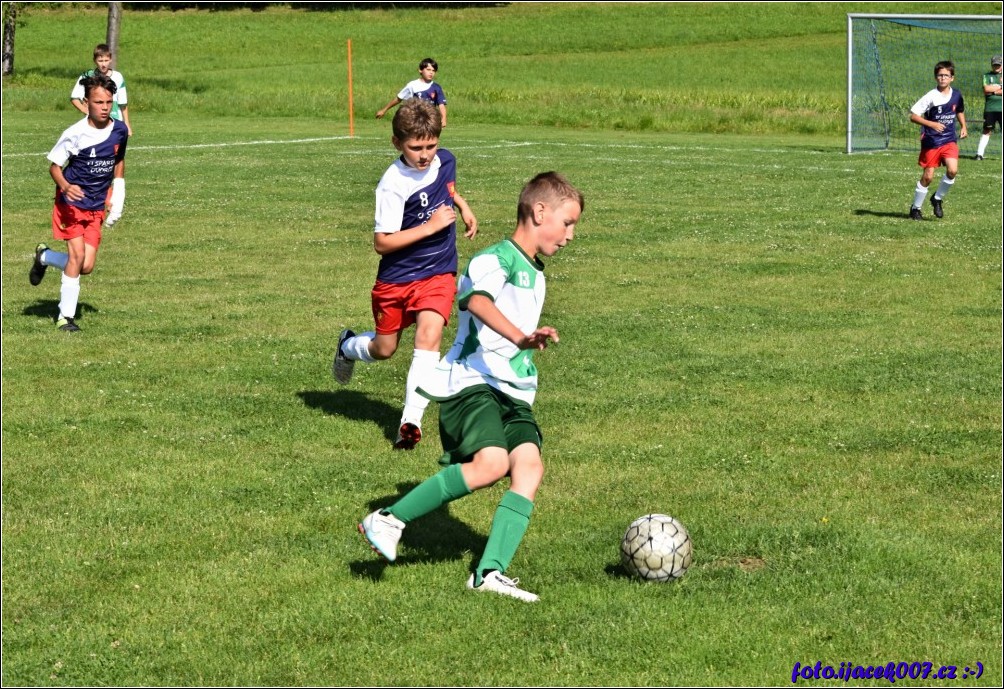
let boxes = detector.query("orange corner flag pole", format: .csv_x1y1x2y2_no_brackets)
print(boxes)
347,39,355,138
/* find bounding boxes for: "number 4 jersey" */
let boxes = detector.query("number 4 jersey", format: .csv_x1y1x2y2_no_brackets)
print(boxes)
421,239,547,405
47,117,129,211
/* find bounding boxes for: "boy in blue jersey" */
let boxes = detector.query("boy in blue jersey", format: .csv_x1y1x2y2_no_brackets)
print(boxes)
71,43,130,226
358,172,584,603
908,61,968,220
334,98,477,449
29,74,129,332
375,58,449,128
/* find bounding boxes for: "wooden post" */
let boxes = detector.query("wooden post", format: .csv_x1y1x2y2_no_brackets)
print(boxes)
106,2,122,69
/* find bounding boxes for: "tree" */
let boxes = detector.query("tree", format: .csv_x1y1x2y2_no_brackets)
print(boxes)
3,2,16,77
107,2,122,68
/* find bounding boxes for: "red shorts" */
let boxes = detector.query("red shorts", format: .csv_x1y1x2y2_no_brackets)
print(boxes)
52,198,104,248
918,142,959,169
371,273,456,335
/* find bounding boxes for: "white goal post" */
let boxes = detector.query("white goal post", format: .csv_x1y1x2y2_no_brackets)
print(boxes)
846,13,1003,154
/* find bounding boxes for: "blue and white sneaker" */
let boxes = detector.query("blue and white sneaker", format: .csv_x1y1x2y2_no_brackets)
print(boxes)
359,510,404,562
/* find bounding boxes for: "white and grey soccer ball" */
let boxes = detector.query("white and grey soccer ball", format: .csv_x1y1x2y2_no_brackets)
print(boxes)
620,514,692,582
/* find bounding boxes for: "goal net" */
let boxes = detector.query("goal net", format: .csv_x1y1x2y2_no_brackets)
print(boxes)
847,14,1003,155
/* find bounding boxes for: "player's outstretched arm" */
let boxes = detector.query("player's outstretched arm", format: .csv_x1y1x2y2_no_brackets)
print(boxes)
376,96,402,119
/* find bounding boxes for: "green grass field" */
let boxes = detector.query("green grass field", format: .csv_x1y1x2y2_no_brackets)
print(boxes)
2,3,1002,686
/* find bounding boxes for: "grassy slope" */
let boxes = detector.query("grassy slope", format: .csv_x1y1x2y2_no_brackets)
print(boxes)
4,2,1001,134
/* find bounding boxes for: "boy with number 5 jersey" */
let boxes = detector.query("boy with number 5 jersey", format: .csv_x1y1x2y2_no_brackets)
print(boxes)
908,60,967,220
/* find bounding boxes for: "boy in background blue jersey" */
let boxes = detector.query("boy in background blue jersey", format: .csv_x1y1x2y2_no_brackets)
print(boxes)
908,60,968,220
334,98,477,449
375,58,449,128
358,172,584,603
30,74,129,332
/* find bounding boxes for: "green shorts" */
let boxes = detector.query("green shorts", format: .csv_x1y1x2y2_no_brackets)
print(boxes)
437,384,542,466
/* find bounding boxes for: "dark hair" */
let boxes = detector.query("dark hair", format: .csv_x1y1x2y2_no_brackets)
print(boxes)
392,98,442,141
517,172,585,223
93,43,112,59
419,58,438,71
81,74,117,99
934,60,955,76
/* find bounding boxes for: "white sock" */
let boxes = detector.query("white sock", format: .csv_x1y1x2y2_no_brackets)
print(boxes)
342,331,377,363
934,176,955,201
912,181,929,210
401,349,440,426
58,273,80,319
977,133,990,157
42,249,69,270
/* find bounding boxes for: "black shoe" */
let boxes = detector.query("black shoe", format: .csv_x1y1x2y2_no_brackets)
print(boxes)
976,154,984,161
55,316,81,332
29,243,48,286
332,328,356,384
931,196,944,219
909,207,922,220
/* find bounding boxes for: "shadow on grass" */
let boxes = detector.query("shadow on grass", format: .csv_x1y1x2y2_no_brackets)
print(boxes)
604,563,634,580
297,389,400,443
22,299,99,320
348,481,488,582
853,209,914,219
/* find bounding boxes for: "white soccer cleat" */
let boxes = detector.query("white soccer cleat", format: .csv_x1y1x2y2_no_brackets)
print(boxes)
466,571,539,603
358,510,404,562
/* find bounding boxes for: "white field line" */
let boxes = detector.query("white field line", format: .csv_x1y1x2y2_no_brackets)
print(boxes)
3,134,899,160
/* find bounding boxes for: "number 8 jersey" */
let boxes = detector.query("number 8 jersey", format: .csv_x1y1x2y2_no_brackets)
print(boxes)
374,148,459,284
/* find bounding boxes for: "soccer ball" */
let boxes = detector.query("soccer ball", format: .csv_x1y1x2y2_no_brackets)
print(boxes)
620,513,692,582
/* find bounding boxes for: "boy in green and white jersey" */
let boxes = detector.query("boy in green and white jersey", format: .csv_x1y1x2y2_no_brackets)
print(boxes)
976,55,1002,160
358,172,584,603
71,44,132,136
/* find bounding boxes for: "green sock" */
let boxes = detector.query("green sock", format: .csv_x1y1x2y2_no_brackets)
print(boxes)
476,491,534,585
385,463,471,523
